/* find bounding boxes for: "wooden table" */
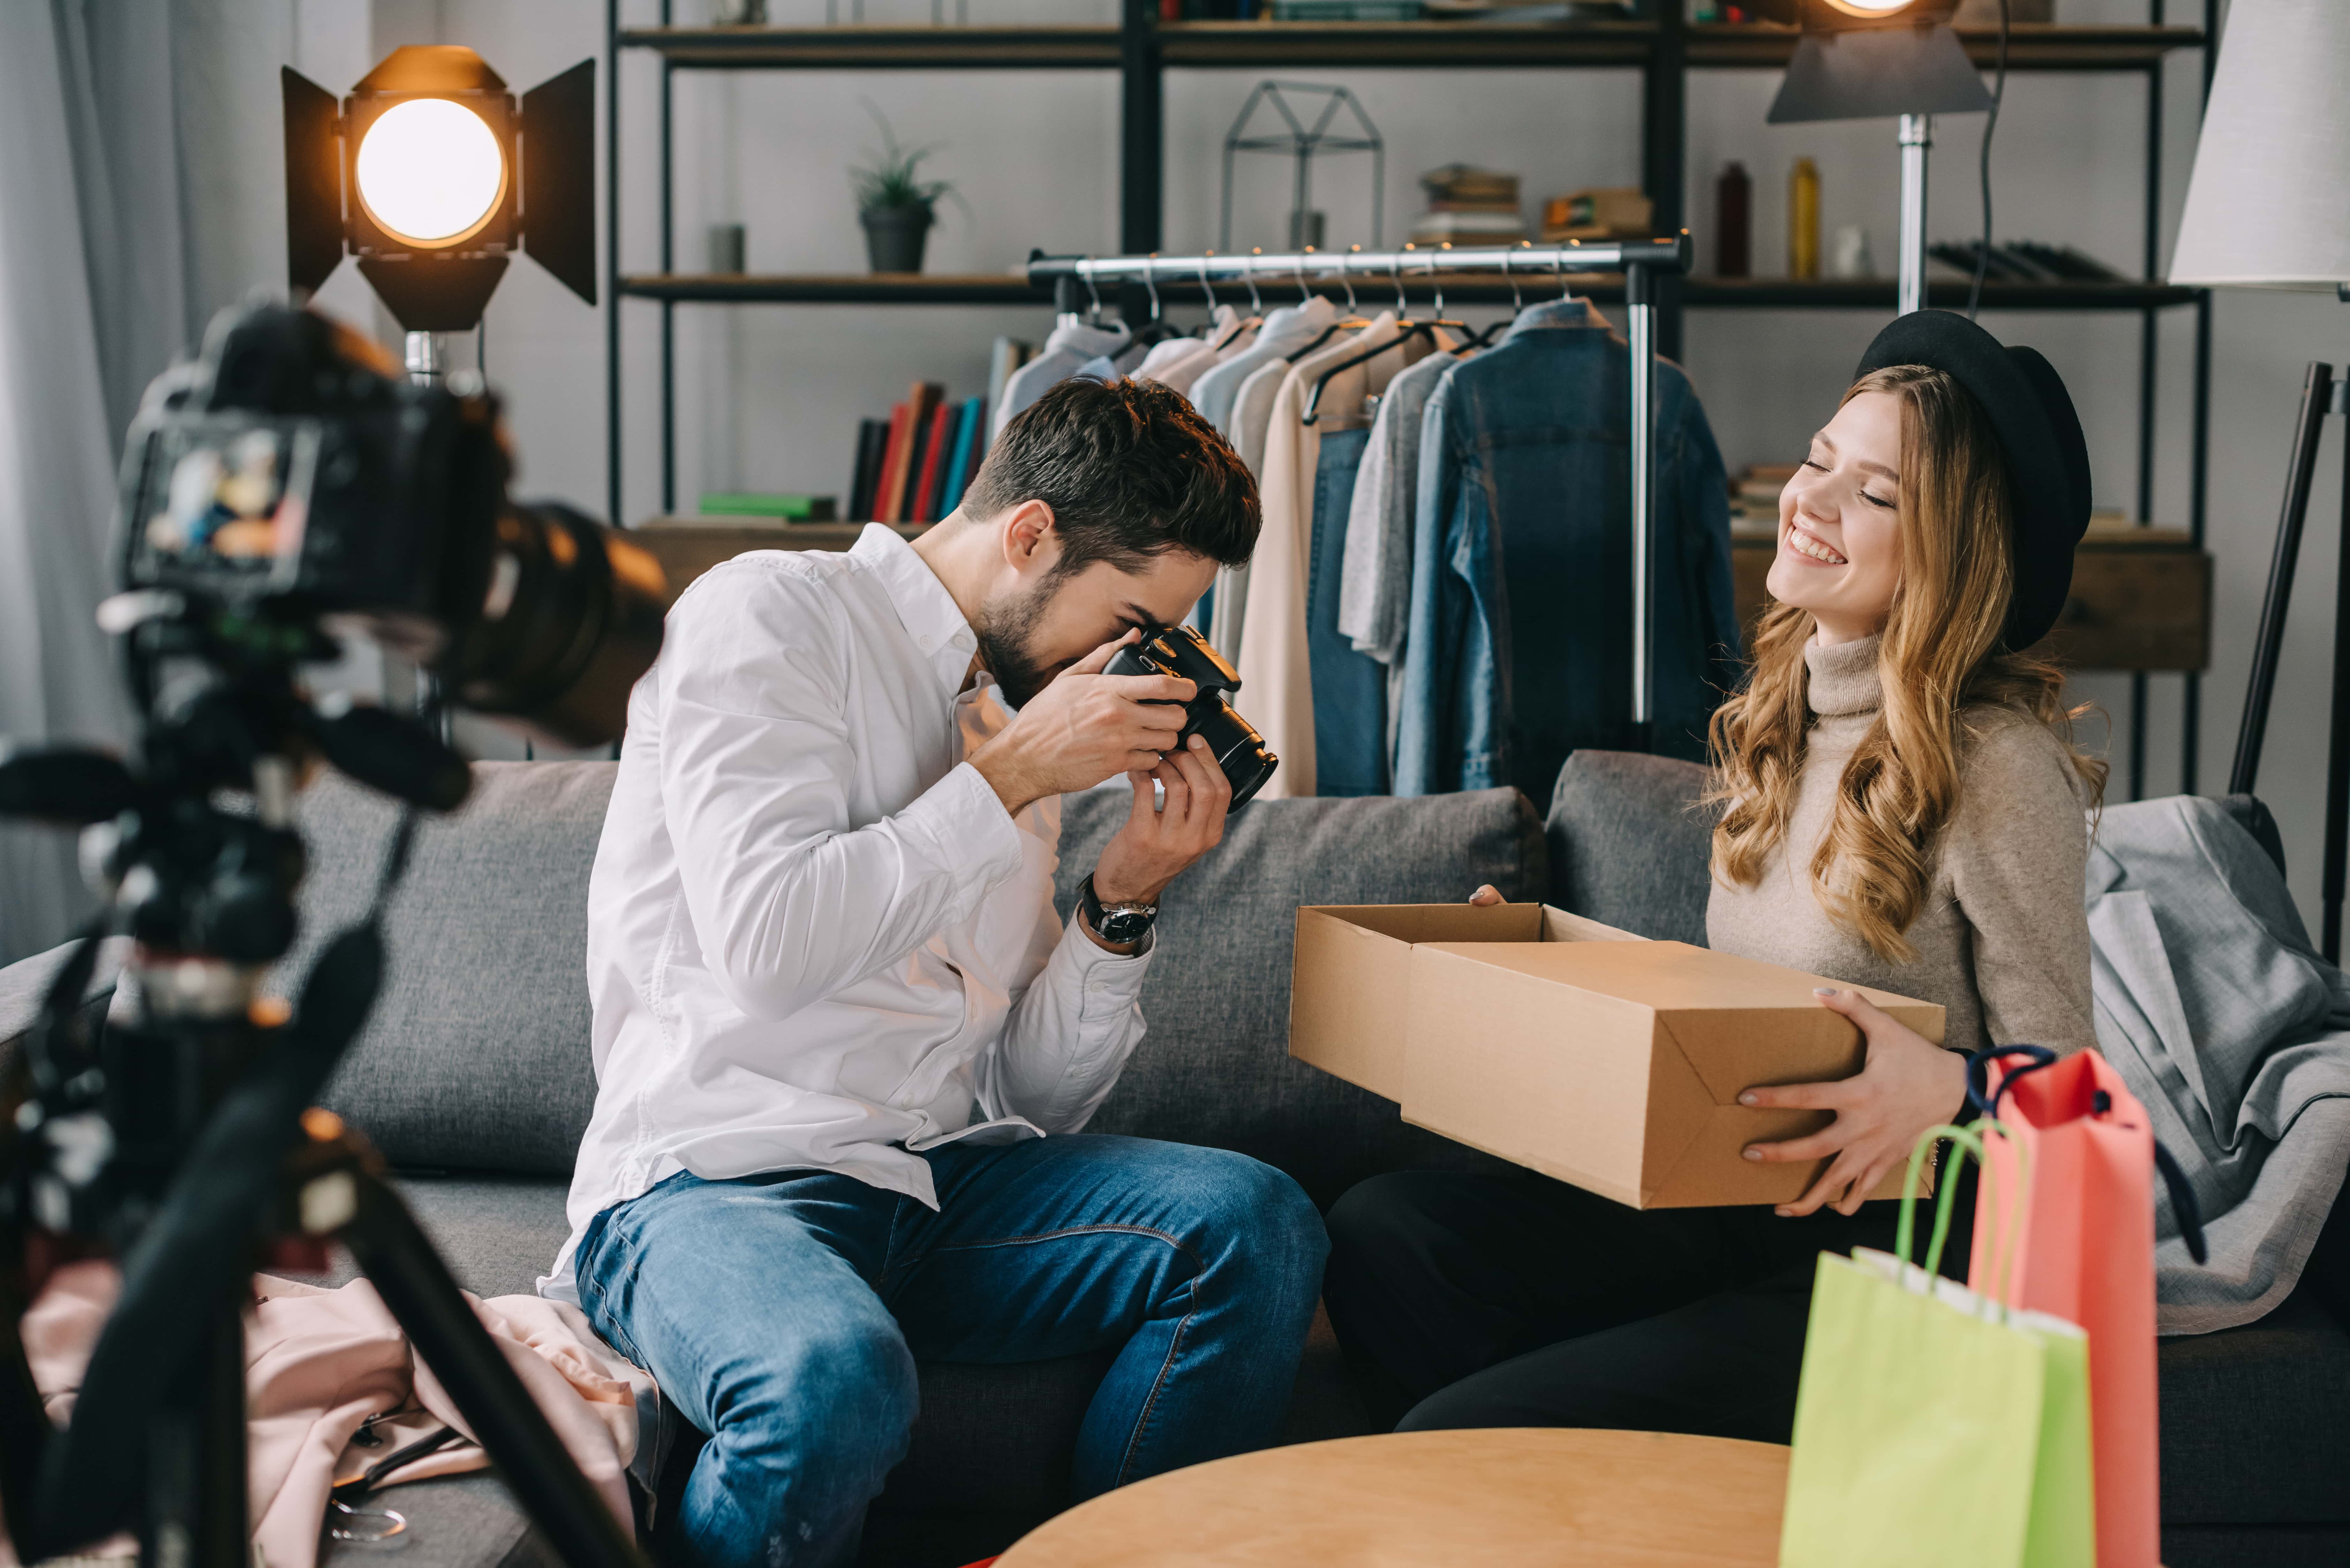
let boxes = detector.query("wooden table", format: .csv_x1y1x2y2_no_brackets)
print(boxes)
994,1429,1790,1566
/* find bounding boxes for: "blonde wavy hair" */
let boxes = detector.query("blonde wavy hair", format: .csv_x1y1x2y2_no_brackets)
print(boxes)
1707,365,2106,964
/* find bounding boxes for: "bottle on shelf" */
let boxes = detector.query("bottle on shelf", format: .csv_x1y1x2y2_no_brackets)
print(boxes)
1788,156,1820,281
1715,161,1750,279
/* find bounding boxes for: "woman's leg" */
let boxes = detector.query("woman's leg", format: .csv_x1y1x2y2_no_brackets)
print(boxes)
1322,1170,1751,1425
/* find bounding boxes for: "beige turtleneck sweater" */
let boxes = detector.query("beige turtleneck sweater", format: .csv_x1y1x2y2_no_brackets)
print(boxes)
1704,634,2098,1058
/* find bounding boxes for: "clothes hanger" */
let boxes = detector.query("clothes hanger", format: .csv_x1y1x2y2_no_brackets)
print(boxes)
1128,256,1187,350
1199,256,1254,351
1283,250,1371,363
1301,254,1466,424
1455,244,1527,352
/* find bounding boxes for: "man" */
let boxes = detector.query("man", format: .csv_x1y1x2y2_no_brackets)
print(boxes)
543,377,1326,1567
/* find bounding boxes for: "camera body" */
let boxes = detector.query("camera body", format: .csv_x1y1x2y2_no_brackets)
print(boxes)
118,304,665,747
1102,623,1278,808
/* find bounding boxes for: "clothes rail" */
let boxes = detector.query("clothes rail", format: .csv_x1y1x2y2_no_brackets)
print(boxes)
1027,236,1693,736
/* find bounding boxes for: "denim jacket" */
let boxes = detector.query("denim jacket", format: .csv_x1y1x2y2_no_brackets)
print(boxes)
1392,299,1739,800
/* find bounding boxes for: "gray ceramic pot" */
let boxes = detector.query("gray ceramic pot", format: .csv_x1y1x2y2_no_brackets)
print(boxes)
860,205,934,274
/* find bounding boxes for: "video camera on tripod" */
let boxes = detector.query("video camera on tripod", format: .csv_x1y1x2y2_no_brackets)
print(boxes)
0,302,667,1568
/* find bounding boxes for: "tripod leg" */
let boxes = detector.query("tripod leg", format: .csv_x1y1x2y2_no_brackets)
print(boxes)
140,1301,247,1568
339,1168,648,1568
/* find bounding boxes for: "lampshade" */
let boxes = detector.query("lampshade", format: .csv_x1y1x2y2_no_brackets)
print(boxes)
2168,0,2350,289
1767,23,1992,125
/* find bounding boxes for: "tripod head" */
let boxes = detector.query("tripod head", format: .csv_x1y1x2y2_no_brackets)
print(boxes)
0,301,666,1566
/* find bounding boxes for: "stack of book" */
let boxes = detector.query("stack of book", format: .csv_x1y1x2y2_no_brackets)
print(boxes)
1729,463,1797,537
1411,165,1524,246
1540,186,1653,243
847,337,1037,525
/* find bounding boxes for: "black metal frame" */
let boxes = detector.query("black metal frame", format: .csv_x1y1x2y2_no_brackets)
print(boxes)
603,0,2214,793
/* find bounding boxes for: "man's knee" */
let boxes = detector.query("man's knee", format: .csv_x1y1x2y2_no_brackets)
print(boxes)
706,1313,919,1495
1175,1146,1328,1288
1326,1171,1453,1282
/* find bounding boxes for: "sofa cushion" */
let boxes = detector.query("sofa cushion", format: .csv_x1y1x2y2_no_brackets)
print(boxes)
284,763,614,1176
2157,1289,2350,1525
1546,751,1717,944
288,763,1545,1195
1054,787,1544,1208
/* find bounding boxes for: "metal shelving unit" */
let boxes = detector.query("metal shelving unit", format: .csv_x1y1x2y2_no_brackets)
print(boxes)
606,1,2217,793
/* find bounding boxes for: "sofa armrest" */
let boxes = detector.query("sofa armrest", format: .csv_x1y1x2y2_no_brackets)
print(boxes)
0,935,130,1080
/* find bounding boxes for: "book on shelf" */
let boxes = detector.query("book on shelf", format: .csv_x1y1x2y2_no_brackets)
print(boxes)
874,402,914,524
1409,209,1528,243
939,398,985,517
910,399,956,524
696,492,838,522
848,418,889,522
894,382,944,522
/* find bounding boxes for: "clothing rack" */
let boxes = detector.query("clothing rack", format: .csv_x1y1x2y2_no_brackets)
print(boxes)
1027,236,1692,740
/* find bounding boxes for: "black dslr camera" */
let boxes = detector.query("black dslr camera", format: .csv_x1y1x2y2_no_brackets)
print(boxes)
1103,623,1279,807
120,304,666,747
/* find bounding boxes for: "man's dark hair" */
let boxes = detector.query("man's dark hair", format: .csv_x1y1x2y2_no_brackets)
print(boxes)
962,376,1259,572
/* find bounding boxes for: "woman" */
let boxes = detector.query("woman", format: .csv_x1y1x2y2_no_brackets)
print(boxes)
1321,312,2108,1437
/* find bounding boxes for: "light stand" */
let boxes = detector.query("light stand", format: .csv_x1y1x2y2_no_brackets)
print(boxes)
1767,2,1991,318
2169,0,2350,959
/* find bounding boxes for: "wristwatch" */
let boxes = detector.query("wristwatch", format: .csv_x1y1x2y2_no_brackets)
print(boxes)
1079,875,1158,949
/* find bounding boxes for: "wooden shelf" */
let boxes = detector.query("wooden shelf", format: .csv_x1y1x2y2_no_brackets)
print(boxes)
1685,22,2204,71
618,25,1121,70
1157,19,1654,68
618,20,2200,74
1686,277,2199,310
620,273,1049,305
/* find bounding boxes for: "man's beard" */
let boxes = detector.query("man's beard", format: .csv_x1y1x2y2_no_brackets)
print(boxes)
971,574,1060,711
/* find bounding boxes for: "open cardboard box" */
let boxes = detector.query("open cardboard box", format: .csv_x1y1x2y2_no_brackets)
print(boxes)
1290,903,1944,1208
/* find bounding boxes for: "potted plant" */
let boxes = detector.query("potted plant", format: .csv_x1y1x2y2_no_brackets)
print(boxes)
852,104,954,275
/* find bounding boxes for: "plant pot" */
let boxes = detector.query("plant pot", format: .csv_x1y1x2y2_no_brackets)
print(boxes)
860,206,934,274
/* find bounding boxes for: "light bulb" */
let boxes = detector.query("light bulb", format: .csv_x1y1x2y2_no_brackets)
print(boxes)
355,98,506,248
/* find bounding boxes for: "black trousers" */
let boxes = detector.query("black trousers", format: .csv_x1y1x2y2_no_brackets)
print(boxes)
1322,1165,1974,1439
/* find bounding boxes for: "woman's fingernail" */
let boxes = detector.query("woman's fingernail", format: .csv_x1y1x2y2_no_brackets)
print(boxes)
1813,987,1837,997
1742,1147,1763,1161
1775,1206,1794,1218
1739,1091,1759,1106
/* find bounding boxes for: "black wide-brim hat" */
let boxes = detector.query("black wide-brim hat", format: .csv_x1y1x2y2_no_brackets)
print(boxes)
1853,311,2091,651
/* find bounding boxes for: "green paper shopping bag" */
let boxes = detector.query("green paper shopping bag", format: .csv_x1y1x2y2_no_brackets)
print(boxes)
1778,1123,2095,1568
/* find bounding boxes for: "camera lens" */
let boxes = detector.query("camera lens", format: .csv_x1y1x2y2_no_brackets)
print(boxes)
1189,694,1278,809
431,502,668,747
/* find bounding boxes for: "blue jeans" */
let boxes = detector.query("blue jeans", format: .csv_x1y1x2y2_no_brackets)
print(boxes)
1307,426,1387,796
573,1135,1329,1568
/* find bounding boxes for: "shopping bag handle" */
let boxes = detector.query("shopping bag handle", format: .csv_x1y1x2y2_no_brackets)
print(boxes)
1965,1044,2057,1119
1895,1120,2028,1310
1966,1047,2210,1266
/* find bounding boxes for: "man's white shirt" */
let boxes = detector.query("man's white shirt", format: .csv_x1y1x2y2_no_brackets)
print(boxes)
542,525,1154,1300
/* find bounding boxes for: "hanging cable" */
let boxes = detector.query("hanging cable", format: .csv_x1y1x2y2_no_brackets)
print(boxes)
1966,0,2012,323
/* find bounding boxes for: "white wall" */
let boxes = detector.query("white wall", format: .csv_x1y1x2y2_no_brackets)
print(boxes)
162,0,2350,930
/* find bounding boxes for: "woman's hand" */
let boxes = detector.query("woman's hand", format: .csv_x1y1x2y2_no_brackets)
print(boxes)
1739,987,1967,1218
1467,885,1504,906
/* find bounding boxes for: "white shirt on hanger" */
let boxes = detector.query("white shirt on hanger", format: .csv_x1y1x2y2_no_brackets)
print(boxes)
993,318,1135,439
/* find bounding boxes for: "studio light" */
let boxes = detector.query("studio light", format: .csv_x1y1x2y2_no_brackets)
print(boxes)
283,45,596,380
1767,0,1992,316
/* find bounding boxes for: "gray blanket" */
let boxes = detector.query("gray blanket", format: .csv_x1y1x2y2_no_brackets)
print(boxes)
2087,795,2350,1334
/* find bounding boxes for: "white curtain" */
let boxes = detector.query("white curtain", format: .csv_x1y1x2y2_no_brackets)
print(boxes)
0,2,138,966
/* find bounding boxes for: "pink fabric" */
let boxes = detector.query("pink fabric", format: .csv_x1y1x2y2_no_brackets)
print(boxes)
16,1264,638,1568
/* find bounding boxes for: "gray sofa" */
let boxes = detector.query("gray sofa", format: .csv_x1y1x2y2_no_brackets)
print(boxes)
2,754,2344,1568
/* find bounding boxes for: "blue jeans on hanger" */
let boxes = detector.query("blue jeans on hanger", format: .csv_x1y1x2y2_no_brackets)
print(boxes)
1307,426,1388,795
572,1135,1328,1568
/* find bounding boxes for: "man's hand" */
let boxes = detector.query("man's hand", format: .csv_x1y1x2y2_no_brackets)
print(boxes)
969,632,1197,816
1739,987,1968,1218
1091,734,1234,910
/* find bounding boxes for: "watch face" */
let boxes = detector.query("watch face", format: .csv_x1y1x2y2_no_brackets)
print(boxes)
1097,908,1153,945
